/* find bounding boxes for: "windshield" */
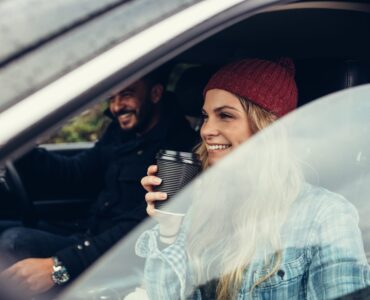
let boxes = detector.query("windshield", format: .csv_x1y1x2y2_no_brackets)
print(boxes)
60,85,370,299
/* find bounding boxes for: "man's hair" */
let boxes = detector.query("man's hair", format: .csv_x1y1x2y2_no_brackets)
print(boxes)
143,64,172,88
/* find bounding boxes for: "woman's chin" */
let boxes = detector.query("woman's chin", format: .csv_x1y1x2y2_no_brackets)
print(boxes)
207,151,229,166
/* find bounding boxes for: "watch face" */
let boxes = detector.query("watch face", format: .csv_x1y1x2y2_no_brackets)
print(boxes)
52,266,70,285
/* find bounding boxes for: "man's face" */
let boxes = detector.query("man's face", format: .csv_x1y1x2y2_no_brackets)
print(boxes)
109,80,159,133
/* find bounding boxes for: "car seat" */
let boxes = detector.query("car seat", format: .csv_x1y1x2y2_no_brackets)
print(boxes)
174,66,217,131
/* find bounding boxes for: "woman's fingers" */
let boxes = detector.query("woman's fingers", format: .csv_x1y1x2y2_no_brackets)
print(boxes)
146,203,156,217
145,191,167,203
143,165,166,217
145,192,167,217
147,165,158,176
141,175,162,192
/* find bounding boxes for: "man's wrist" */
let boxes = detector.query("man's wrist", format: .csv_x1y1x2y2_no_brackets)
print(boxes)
51,256,70,285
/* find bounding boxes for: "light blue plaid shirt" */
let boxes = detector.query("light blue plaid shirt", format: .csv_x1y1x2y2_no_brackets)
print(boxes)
136,184,370,299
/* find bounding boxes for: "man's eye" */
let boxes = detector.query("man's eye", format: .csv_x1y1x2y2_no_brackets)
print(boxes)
108,91,133,102
118,91,132,98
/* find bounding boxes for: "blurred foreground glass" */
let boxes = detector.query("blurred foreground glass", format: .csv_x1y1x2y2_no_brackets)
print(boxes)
59,84,370,299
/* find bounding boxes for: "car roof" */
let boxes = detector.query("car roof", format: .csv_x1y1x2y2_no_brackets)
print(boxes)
0,0,205,113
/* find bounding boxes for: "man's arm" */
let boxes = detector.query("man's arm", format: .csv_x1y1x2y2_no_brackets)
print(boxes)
0,218,143,295
14,143,106,198
13,121,120,197
56,218,144,280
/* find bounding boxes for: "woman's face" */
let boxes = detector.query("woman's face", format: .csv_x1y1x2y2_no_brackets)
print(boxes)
201,89,252,166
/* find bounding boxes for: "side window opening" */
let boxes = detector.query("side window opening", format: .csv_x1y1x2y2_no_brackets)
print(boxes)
45,102,111,144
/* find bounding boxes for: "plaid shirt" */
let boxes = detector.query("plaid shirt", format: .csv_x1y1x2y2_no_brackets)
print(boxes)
136,184,370,299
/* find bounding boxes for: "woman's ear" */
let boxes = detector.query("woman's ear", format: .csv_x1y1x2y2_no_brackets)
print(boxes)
150,84,164,104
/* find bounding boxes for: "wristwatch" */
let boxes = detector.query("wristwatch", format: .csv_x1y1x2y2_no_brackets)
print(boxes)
51,256,70,285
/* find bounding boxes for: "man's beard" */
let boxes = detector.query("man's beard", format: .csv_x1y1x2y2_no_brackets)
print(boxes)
115,97,155,134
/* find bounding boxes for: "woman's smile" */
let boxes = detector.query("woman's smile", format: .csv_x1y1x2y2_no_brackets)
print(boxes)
206,144,231,151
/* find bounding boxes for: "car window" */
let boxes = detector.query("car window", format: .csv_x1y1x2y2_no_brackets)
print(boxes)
44,102,110,144
0,0,204,113
59,85,370,299
43,62,197,145
42,62,198,145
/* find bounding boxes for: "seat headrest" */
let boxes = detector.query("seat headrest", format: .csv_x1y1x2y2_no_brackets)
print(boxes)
295,60,370,106
175,66,216,117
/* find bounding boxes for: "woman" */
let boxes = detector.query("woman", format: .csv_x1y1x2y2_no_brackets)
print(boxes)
137,58,370,299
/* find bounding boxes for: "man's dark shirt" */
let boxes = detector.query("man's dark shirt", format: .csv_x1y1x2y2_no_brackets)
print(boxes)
15,106,197,279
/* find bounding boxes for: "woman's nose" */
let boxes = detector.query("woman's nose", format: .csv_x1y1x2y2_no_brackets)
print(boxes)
201,118,219,137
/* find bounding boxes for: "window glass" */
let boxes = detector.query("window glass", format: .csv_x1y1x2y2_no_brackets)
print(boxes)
60,85,370,299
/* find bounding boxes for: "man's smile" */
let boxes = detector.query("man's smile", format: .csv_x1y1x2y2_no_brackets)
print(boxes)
118,112,135,121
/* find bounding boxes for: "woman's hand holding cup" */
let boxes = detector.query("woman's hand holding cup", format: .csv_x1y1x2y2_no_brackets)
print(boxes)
141,165,183,244
141,165,167,217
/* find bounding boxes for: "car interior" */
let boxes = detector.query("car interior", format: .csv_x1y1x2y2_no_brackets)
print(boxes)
1,3,370,291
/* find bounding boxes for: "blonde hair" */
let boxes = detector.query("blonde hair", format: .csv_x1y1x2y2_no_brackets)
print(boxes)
189,97,302,300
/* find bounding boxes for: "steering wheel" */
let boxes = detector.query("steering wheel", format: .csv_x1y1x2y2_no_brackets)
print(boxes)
5,161,36,226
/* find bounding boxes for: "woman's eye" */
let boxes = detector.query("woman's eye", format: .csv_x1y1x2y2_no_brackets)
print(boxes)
219,112,233,119
201,113,208,121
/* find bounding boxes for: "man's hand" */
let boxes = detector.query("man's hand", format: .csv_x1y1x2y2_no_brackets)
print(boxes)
1,257,54,295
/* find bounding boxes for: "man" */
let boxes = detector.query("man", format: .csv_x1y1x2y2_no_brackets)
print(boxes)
0,69,197,295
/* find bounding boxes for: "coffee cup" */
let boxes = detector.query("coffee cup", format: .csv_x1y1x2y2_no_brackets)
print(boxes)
154,150,201,214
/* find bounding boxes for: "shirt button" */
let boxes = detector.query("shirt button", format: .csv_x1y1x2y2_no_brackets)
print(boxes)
137,150,143,155
77,244,83,250
277,270,285,279
84,240,90,247
104,201,109,207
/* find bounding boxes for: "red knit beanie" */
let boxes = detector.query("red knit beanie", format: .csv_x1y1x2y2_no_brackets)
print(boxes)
203,58,298,117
